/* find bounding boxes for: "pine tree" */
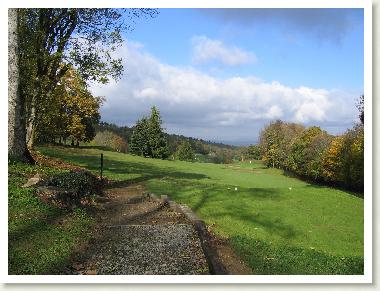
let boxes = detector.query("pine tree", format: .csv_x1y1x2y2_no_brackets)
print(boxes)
175,140,195,162
129,117,150,157
147,106,169,159
130,106,169,159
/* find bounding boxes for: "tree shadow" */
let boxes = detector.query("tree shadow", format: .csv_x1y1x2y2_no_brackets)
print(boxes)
179,184,295,239
55,152,211,188
230,235,364,275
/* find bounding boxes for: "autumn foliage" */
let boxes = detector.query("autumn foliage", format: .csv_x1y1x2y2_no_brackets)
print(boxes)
36,68,102,145
259,120,364,192
93,131,128,153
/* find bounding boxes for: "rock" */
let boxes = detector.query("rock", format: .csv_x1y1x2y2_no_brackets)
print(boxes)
72,262,84,270
36,186,79,208
22,174,43,188
85,270,97,275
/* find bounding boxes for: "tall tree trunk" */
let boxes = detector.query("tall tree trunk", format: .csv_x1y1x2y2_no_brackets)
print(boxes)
8,9,31,162
26,104,36,148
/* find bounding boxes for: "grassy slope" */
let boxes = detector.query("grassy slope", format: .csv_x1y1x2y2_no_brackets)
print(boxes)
38,146,364,274
8,162,94,274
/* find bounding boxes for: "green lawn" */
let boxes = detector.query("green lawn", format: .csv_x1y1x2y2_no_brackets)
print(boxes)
38,145,364,274
8,161,94,274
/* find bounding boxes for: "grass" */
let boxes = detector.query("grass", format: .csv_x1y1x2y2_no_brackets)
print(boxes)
38,145,364,275
8,161,95,274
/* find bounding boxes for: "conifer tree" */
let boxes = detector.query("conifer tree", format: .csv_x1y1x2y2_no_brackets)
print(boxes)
129,117,150,157
175,140,195,162
147,106,169,159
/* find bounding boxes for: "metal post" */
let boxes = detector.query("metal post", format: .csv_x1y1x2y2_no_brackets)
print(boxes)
100,153,103,181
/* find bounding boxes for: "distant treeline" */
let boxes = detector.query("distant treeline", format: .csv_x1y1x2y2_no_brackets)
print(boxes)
93,117,240,164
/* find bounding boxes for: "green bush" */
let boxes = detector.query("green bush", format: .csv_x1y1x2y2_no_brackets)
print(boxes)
44,170,101,198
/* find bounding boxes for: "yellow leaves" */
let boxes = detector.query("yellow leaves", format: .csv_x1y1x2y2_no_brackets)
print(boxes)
38,66,102,142
321,136,344,182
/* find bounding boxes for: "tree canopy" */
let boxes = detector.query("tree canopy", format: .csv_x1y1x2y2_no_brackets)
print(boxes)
9,8,158,161
175,140,195,162
129,107,169,159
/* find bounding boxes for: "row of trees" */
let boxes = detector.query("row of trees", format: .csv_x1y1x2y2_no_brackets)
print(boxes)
258,102,364,192
8,8,158,162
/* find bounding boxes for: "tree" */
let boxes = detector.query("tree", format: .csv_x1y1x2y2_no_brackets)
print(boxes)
320,135,344,183
356,94,364,124
8,9,27,161
340,125,364,191
129,117,150,157
304,132,332,180
288,126,325,176
93,131,128,153
36,67,102,145
147,106,169,159
259,120,304,169
175,140,195,162
259,120,284,168
15,8,158,149
129,107,169,159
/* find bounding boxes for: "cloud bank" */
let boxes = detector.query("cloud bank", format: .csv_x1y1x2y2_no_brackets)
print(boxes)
90,41,357,145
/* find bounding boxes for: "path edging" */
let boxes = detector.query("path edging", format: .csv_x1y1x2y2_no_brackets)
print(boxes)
146,193,228,275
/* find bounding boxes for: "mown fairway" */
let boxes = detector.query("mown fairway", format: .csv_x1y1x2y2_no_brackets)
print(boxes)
39,145,364,274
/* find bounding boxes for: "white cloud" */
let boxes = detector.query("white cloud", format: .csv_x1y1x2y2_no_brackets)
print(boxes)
90,41,357,144
191,36,257,66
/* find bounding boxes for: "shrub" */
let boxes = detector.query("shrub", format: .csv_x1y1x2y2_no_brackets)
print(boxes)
175,140,195,162
93,131,128,153
44,170,101,199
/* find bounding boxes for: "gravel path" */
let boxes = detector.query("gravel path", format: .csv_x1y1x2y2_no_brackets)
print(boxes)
94,224,208,275
68,184,209,275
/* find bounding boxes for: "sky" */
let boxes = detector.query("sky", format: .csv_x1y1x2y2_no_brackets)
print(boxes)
90,8,364,146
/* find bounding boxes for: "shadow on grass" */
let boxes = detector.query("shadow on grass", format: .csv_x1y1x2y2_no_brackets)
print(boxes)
231,235,364,275
281,170,363,198
170,183,296,239
40,146,210,187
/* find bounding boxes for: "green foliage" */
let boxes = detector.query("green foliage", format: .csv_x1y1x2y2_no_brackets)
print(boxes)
129,117,151,157
340,125,364,191
8,161,94,274
175,140,195,161
246,144,262,160
288,126,325,175
148,106,170,159
129,107,169,159
18,8,158,147
260,120,304,168
38,145,364,275
44,170,101,198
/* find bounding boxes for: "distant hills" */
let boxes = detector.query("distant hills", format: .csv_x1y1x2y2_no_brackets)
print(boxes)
95,121,242,163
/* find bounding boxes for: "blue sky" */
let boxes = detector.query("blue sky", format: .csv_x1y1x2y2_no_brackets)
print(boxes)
92,8,364,145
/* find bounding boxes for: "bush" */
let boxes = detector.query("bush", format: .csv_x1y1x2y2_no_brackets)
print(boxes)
43,170,101,199
175,140,195,162
93,131,128,153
